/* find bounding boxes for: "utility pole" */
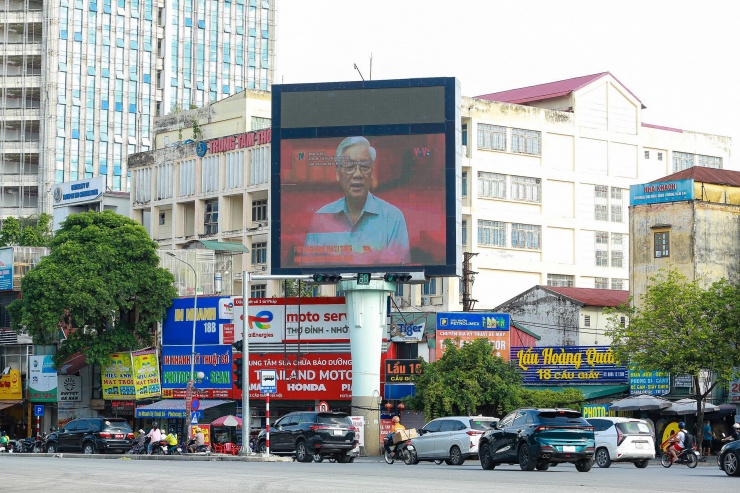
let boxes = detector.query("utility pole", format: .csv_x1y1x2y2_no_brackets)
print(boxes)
462,252,478,312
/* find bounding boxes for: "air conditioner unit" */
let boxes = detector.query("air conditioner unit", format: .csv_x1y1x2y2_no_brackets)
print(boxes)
421,296,430,306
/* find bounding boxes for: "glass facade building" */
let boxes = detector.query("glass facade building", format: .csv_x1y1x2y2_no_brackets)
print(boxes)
0,0,275,219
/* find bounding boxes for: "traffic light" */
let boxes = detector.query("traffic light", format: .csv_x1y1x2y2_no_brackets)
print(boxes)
233,361,243,388
384,273,412,283
312,273,342,283
232,340,243,353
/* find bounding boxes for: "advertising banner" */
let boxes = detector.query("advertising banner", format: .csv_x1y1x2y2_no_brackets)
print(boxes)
511,346,629,385
629,178,694,206
0,247,12,291
350,416,365,448
51,176,105,206
730,379,740,403
581,404,614,418
161,345,232,389
102,352,135,400
57,375,81,402
384,359,422,383
0,369,23,400
630,369,670,395
28,355,58,402
132,349,162,399
436,312,511,361
162,296,228,346
390,321,425,342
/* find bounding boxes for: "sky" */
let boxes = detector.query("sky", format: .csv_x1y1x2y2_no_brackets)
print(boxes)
274,0,740,164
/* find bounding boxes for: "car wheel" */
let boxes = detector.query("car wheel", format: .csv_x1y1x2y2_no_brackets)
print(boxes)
448,446,465,466
46,443,57,454
575,458,594,472
434,459,444,465
723,451,740,476
258,441,267,454
347,457,355,463
337,453,352,464
83,443,96,455
479,443,496,470
444,459,453,465
634,459,649,468
518,443,536,471
313,453,324,463
295,441,312,463
595,448,611,468
536,461,550,471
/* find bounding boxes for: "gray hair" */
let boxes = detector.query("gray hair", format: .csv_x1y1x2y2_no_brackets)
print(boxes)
335,136,376,164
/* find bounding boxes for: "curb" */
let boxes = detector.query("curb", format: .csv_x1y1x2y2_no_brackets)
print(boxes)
0,452,293,462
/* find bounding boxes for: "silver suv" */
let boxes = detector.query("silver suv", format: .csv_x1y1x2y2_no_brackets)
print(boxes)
411,415,498,465
586,417,655,468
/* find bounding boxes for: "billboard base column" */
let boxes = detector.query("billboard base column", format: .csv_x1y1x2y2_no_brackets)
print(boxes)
340,279,394,457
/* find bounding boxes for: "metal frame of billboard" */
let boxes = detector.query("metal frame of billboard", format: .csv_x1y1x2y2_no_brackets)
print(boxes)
270,77,461,277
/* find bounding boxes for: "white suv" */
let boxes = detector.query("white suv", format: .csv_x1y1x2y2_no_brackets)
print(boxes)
586,417,655,468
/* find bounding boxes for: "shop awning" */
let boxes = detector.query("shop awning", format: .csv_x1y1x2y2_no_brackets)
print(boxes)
58,353,88,375
525,384,629,400
0,400,22,411
135,399,232,419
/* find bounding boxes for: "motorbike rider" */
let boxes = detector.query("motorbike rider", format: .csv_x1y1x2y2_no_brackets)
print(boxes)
189,427,206,453
0,431,10,452
146,422,163,455
666,422,687,463
722,423,740,443
384,416,406,456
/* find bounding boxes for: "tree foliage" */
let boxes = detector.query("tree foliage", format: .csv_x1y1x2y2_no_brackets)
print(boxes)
405,338,584,418
0,213,52,247
606,268,740,428
8,211,177,368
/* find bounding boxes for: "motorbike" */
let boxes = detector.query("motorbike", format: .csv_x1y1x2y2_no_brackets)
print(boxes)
17,438,35,453
383,439,416,465
128,435,149,455
661,445,699,468
186,438,210,454
33,433,48,453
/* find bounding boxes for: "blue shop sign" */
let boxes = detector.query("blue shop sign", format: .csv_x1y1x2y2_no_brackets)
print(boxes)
161,345,232,389
437,312,510,330
630,178,694,206
162,296,232,345
511,346,629,385
135,409,204,419
629,369,670,395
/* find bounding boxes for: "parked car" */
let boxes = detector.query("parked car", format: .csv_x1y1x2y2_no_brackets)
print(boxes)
411,415,498,465
478,408,595,472
256,411,357,463
45,417,134,454
718,439,740,476
586,417,654,468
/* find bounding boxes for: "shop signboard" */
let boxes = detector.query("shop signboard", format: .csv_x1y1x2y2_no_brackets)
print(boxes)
0,369,23,400
132,349,162,399
384,359,422,383
630,369,670,395
161,345,232,389
511,346,629,385
0,247,12,290
28,355,58,402
57,375,81,402
436,312,510,361
102,352,135,400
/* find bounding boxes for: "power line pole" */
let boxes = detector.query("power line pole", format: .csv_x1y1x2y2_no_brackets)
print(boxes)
462,252,478,312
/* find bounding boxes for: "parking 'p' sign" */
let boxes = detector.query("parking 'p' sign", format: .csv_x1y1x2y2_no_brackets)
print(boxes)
34,405,44,417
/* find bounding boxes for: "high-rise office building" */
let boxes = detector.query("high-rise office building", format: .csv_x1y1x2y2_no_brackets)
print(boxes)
0,0,275,220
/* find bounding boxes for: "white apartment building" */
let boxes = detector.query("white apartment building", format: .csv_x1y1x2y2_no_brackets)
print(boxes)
0,0,275,220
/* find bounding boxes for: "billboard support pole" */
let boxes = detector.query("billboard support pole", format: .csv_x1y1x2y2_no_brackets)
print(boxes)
239,271,252,455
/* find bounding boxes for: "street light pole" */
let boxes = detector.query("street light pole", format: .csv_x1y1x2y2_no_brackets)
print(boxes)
166,252,198,443
239,270,251,455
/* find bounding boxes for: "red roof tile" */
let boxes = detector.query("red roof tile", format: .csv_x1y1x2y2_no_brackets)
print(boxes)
651,167,740,187
543,286,629,307
475,72,644,108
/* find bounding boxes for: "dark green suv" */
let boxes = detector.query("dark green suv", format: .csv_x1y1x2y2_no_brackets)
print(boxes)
478,408,595,472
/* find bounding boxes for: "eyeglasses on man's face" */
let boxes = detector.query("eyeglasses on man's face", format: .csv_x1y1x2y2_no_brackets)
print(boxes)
338,160,374,175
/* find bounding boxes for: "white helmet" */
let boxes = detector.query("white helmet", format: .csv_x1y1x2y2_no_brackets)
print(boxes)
733,423,740,430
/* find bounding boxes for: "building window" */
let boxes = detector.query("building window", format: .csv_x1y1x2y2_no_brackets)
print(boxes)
394,283,404,297
478,171,506,199
461,171,468,197
697,154,722,169
478,220,506,247
547,274,574,287
511,128,541,155
611,188,624,222
595,232,609,267
477,123,506,151
251,116,271,130
462,219,468,246
511,175,541,203
584,315,591,327
204,200,218,235
644,150,650,159
654,231,669,258
511,223,541,249
159,212,165,225
595,185,608,221
252,241,267,264
250,283,267,298
595,277,608,289
252,199,267,222
611,233,624,268
611,278,624,290
673,151,694,172
422,278,437,295
658,152,663,161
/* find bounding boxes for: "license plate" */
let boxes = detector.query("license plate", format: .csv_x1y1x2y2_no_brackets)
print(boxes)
332,430,343,436
115,434,124,439
563,446,576,452
636,442,644,449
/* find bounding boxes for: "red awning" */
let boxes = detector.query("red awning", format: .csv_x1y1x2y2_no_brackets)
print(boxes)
58,353,88,375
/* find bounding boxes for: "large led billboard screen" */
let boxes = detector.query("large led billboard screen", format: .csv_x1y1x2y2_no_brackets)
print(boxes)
271,78,461,277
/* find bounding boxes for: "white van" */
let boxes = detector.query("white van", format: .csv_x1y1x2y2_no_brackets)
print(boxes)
586,417,655,468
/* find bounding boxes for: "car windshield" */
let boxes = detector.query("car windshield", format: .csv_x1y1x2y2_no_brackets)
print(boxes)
536,411,589,426
469,419,497,431
316,414,351,426
616,422,651,435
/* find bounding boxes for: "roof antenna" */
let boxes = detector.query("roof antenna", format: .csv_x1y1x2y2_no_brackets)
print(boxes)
353,63,365,81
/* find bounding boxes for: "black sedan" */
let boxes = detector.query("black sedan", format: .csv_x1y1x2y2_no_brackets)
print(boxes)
719,440,740,476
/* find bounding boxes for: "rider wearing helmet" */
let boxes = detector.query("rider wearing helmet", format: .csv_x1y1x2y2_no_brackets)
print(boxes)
146,422,162,455
722,422,740,442
383,416,406,455
667,422,687,463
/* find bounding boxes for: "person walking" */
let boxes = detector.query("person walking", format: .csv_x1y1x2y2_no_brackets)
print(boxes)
702,419,714,456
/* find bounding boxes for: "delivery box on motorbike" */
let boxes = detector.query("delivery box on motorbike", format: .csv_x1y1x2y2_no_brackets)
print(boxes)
393,428,418,444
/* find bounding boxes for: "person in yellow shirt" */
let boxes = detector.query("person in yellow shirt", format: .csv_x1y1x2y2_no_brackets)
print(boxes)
384,416,405,455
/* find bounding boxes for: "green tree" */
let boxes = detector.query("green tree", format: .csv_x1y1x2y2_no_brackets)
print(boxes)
280,279,317,298
519,387,584,410
607,269,740,430
0,213,52,247
8,211,177,368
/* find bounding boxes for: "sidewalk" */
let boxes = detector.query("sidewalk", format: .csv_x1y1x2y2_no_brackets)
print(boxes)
0,452,293,462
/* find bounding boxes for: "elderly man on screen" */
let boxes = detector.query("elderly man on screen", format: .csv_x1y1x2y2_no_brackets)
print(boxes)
303,136,411,265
